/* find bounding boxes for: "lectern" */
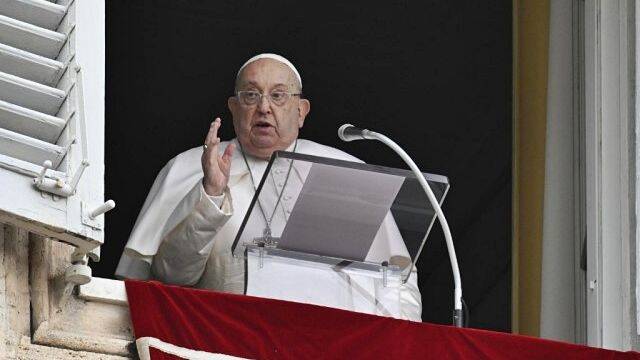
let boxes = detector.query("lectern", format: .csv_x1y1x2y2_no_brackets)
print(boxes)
232,151,449,318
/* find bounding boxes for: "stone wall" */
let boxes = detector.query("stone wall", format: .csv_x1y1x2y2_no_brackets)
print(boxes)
0,223,134,359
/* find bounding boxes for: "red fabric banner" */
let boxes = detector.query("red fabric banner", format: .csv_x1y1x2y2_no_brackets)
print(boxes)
125,280,640,359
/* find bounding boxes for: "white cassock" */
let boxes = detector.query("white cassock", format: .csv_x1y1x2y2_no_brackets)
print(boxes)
116,138,422,321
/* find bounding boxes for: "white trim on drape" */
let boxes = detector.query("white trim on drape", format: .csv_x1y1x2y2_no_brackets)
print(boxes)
136,337,248,360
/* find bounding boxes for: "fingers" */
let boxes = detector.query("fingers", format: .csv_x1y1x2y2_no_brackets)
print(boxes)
204,119,215,145
201,118,232,196
204,118,222,150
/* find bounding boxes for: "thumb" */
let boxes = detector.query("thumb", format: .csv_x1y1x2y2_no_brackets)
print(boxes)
222,143,235,163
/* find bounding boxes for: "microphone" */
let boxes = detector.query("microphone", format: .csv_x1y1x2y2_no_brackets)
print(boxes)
337,124,374,142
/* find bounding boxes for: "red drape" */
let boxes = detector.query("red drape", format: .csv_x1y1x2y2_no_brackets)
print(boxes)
125,280,640,359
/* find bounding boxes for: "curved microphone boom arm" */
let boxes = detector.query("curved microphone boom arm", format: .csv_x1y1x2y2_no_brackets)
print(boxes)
338,124,464,327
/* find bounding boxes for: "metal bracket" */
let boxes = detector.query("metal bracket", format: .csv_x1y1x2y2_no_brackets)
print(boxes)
34,159,89,197
65,248,91,285
81,200,115,230
381,261,389,287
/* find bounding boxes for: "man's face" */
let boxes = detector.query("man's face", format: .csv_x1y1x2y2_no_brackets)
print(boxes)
228,59,310,159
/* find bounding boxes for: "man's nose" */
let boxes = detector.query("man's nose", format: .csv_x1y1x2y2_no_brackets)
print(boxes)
257,94,271,113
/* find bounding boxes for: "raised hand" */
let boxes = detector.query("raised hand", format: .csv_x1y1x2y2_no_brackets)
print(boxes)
201,118,235,196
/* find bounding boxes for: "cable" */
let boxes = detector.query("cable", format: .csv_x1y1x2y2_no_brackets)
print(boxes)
338,124,463,327
367,130,463,324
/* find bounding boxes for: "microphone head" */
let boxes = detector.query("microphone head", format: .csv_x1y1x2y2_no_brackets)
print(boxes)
338,124,356,142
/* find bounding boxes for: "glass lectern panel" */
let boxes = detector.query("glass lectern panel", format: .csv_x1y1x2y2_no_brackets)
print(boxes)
231,151,449,278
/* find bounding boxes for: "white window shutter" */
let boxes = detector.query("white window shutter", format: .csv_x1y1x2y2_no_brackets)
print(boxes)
0,0,107,254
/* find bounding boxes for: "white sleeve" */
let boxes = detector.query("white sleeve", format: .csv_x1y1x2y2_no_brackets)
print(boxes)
151,182,233,286
399,268,422,321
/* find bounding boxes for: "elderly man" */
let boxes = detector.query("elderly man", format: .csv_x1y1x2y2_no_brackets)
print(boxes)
116,54,421,321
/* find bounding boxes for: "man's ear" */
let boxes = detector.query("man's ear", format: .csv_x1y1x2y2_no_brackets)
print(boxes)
297,99,310,128
228,96,238,117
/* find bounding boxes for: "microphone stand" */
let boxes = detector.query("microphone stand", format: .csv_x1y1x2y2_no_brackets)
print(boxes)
343,127,464,327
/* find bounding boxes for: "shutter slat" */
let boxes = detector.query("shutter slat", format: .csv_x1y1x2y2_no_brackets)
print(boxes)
0,13,65,58
0,71,65,115
0,42,64,86
0,0,66,31
0,99,66,143
0,127,64,167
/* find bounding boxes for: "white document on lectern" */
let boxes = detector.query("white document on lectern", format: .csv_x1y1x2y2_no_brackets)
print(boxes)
278,163,404,261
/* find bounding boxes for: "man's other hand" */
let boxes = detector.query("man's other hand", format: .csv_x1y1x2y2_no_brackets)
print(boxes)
201,118,235,196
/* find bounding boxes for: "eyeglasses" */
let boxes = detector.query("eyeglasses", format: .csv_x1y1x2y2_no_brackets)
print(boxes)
236,90,302,106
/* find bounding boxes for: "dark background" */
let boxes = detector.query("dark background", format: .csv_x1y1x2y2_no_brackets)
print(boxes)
102,0,512,331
